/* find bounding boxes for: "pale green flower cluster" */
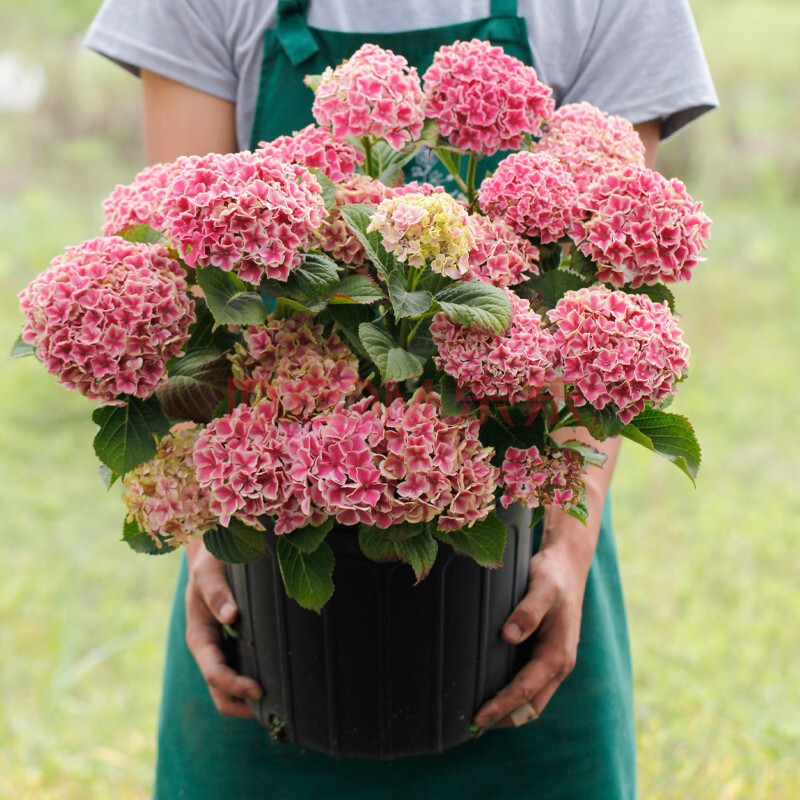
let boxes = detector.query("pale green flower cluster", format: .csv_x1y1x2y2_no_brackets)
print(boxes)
367,192,475,279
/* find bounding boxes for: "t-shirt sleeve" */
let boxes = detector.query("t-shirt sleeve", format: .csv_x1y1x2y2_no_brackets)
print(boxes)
559,0,718,139
83,0,236,102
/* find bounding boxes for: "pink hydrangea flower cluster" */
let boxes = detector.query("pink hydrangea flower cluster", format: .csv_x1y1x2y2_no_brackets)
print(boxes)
312,44,425,150
102,161,178,237
547,286,690,423
387,181,446,197
570,166,712,287
194,398,327,534
193,391,499,535
257,124,363,183
160,151,325,284
500,445,586,510
422,39,554,156
309,391,498,531
122,422,218,546
465,214,539,287
313,175,389,265
478,152,578,243
431,289,558,404
18,236,194,404
367,192,474,278
230,314,360,420
535,102,646,192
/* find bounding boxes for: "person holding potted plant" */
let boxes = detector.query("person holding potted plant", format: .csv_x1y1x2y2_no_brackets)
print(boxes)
82,1,717,797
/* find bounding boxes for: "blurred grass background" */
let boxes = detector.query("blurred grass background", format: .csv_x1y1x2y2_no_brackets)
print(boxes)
1,0,798,797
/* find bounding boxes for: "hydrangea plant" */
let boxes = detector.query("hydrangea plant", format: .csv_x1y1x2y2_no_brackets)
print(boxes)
13,41,709,612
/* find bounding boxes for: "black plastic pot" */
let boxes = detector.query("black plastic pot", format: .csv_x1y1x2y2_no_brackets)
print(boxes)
226,503,536,760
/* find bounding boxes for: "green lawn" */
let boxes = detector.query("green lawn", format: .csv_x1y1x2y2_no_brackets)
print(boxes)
1,1,798,797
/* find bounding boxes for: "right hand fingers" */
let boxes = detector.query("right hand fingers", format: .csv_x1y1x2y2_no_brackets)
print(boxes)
186,552,263,716
191,550,239,625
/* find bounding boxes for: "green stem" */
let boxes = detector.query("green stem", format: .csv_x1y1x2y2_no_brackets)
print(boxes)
362,136,375,178
549,404,578,433
434,149,468,194
465,153,478,206
405,317,426,347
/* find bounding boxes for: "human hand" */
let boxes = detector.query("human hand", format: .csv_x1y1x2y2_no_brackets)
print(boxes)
185,544,263,718
474,542,586,729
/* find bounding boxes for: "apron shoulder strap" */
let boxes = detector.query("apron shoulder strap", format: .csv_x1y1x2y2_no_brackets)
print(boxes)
490,0,519,16
276,0,320,66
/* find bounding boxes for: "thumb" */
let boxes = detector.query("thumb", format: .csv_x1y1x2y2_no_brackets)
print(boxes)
197,559,238,625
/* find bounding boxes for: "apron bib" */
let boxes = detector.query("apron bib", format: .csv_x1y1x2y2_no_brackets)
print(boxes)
250,0,535,187
154,4,637,797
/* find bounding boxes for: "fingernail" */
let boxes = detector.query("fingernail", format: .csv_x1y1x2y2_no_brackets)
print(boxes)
247,685,263,700
220,602,236,621
504,623,522,642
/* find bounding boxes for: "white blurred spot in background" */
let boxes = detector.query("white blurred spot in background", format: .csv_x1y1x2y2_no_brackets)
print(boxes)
0,51,46,113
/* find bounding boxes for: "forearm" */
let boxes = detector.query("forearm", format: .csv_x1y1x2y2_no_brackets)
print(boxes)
536,119,656,587
540,430,621,592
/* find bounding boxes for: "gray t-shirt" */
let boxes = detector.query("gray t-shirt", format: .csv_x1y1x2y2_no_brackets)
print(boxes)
85,0,718,151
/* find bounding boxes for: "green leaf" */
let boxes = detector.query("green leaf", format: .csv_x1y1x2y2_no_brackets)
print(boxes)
621,408,701,484
92,396,170,476
157,347,231,423
309,169,337,212
434,281,512,333
272,297,317,317
119,224,163,244
440,373,478,418
358,526,400,563
537,242,563,273
530,506,545,530
287,251,341,300
327,304,374,357
197,266,268,326
277,537,335,612
394,528,438,583
328,273,385,304
434,148,462,179
372,140,419,171
385,348,424,382
282,518,333,553
122,517,171,555
383,521,424,543
536,268,590,307
565,494,590,525
416,118,440,149
203,518,268,563
387,270,433,319
9,335,35,360
185,297,239,352
573,404,626,442
358,322,422,381
480,404,547,455
622,283,677,313
434,511,507,568
556,439,608,467
568,247,598,282
340,204,395,278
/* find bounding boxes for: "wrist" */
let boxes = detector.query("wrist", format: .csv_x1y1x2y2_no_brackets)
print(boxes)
541,506,597,581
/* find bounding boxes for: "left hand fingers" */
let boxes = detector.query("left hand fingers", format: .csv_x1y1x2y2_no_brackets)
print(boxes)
474,653,561,728
501,570,558,645
490,677,563,729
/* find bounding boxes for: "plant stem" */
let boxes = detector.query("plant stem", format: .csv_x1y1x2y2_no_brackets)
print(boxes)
362,136,375,178
549,404,577,433
465,153,478,206
405,317,425,347
434,149,469,194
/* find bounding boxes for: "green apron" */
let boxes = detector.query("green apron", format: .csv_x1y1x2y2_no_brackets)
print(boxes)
154,2,637,797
